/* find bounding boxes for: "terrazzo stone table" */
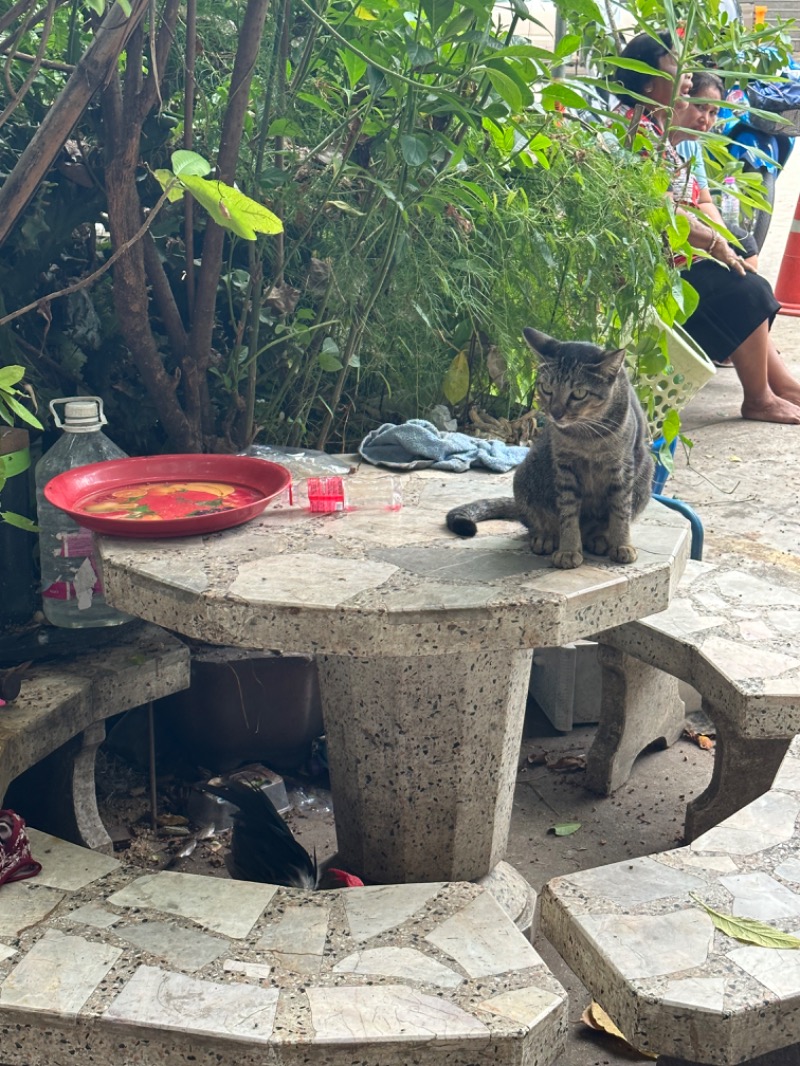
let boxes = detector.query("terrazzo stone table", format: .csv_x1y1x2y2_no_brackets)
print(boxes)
0,622,189,852
590,558,800,839
97,465,690,888
0,830,568,1066
541,736,800,1065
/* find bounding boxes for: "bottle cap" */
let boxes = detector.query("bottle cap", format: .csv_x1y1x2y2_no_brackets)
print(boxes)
50,396,108,433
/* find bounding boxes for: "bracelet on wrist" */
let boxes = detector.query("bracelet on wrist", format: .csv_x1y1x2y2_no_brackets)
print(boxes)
707,231,719,254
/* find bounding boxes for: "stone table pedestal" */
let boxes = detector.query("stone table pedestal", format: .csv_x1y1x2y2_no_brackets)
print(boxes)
320,647,532,883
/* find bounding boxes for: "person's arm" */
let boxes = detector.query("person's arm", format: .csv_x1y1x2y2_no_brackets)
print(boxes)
676,204,749,275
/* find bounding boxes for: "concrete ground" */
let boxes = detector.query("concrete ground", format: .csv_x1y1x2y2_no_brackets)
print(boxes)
508,148,800,1062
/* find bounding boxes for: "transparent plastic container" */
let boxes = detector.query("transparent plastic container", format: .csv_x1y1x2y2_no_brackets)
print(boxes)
304,475,402,513
720,176,739,228
35,397,133,628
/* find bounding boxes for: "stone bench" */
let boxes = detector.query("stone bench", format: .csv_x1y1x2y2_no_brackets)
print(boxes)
541,735,800,1066
0,830,568,1066
0,623,190,852
586,559,800,840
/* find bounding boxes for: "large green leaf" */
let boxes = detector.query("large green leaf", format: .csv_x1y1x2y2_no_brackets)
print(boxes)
421,0,454,32
319,337,343,372
483,58,533,107
541,83,591,111
485,69,523,113
0,391,41,428
154,170,184,203
0,511,38,531
340,49,367,89
692,895,800,949
0,365,25,388
554,34,582,60
443,350,469,404
171,150,212,177
180,177,283,240
399,134,429,166
407,40,436,68
551,822,581,836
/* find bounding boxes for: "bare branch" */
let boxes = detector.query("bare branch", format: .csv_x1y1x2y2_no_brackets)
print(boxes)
0,0,56,129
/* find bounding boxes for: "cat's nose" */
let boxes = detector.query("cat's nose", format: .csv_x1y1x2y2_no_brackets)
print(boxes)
550,403,565,420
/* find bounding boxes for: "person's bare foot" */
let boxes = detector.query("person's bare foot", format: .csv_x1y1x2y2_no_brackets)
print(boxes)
773,385,800,408
741,394,800,424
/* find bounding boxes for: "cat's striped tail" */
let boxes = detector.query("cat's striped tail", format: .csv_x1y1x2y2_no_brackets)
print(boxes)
446,497,519,538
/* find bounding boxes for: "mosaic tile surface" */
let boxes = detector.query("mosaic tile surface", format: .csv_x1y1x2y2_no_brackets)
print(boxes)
599,558,800,736
541,737,800,1064
0,831,567,1066
98,465,690,657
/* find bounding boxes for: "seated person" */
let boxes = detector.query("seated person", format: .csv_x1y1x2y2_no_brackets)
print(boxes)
614,31,800,424
674,71,759,273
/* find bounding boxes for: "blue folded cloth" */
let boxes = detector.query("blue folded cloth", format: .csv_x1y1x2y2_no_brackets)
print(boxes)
359,419,529,473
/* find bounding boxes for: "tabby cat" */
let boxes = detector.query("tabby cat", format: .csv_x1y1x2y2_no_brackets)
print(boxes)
446,327,654,569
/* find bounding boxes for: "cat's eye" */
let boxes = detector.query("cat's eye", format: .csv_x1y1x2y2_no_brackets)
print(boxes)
538,383,552,396
571,387,588,400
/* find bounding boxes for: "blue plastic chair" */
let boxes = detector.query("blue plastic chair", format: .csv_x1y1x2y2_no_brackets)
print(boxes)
651,439,704,561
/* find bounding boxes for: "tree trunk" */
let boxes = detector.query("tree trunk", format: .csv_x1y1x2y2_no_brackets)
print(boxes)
0,0,149,249
100,0,197,451
188,0,272,442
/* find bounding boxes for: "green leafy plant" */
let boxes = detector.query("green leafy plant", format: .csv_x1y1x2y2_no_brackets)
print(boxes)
0,365,41,531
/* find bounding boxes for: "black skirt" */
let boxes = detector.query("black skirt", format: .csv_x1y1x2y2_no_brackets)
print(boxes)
680,259,781,364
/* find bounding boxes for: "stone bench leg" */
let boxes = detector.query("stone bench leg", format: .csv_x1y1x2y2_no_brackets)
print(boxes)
6,721,113,854
584,643,685,795
684,700,793,842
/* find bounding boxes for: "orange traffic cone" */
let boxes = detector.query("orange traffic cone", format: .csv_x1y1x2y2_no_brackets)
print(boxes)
775,192,800,318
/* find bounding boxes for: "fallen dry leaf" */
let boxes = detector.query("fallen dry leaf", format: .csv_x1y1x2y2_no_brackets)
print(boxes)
683,728,715,751
581,1001,658,1059
691,893,800,949
548,754,587,772
526,752,548,766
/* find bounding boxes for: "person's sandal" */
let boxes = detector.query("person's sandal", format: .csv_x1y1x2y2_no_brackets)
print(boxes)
0,809,42,886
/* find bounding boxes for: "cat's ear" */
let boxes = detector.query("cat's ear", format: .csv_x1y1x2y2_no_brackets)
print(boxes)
599,347,626,378
523,327,558,359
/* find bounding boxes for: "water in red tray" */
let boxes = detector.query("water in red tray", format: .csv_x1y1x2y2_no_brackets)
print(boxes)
80,480,262,523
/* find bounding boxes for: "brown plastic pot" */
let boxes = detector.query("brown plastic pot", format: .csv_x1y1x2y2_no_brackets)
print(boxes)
163,646,324,772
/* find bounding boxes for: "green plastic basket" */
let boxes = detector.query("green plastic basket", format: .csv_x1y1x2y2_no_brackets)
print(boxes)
633,319,716,435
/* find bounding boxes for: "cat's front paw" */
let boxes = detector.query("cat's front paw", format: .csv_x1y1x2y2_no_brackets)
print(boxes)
552,549,583,569
584,534,609,556
608,543,637,564
530,533,557,555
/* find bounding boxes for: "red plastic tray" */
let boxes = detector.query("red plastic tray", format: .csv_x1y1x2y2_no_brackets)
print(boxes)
44,454,292,538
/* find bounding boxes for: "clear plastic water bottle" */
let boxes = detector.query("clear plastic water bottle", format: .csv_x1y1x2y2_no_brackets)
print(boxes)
35,397,132,628
720,176,739,228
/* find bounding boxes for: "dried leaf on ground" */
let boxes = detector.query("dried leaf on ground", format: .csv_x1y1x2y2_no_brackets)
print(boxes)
691,894,800,948
581,1001,658,1059
549,822,581,836
683,728,715,750
526,751,548,766
548,754,587,772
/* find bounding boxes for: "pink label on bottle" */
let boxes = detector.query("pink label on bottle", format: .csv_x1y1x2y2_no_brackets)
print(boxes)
43,580,72,600
57,530,95,557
